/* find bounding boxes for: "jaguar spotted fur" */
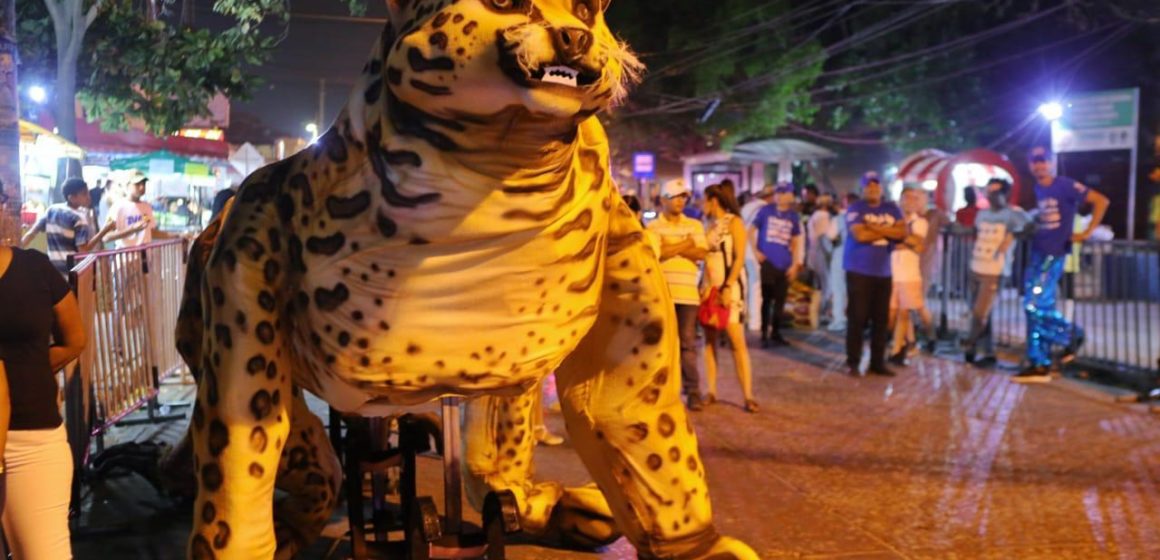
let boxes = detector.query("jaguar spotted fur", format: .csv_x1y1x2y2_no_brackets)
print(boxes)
180,1,759,558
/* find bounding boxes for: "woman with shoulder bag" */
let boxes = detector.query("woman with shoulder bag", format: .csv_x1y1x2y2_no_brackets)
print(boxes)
699,185,758,413
0,188,86,558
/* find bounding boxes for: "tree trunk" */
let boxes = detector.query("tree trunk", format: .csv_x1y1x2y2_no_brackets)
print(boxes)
0,0,21,244
54,48,78,142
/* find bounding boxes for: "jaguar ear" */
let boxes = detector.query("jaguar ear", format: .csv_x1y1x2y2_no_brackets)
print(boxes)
384,0,409,32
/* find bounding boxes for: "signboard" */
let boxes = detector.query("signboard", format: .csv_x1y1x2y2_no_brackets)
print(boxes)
632,151,655,179
1051,89,1139,153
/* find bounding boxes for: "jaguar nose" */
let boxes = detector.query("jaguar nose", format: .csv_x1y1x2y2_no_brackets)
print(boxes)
553,27,593,63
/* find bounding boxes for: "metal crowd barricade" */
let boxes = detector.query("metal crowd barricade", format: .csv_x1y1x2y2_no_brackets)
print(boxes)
65,239,190,466
931,229,1160,390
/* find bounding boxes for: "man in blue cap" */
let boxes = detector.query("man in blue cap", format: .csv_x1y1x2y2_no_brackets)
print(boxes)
1014,147,1109,383
844,171,907,376
749,182,803,347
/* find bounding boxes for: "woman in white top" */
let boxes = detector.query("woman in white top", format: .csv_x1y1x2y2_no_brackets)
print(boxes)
701,185,757,413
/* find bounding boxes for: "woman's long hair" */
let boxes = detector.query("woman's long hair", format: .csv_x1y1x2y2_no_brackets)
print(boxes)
704,184,741,217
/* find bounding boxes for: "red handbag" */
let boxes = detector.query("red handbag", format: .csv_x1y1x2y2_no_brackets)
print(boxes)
697,287,731,330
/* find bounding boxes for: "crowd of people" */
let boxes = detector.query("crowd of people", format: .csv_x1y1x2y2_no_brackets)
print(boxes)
617,145,1113,415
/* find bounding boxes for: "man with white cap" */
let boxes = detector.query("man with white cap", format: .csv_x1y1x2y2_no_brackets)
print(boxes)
105,170,157,248
740,185,775,331
647,179,709,411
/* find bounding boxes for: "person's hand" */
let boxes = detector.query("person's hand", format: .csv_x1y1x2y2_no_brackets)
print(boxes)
129,220,150,233
787,264,801,280
756,252,767,263
1071,230,1092,243
718,285,732,305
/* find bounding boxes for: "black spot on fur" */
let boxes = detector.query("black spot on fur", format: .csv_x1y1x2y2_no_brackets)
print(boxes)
306,233,346,256
381,91,464,153
212,287,224,306
338,331,351,347
387,67,403,86
385,150,423,167
250,390,272,421
277,193,295,224
208,420,229,457
326,191,371,219
250,426,268,453
314,283,350,311
647,454,663,471
266,361,278,380
258,290,276,312
213,325,232,349
190,535,215,560
247,355,267,375
201,463,223,491
236,237,265,261
213,521,231,549
288,235,306,272
265,229,282,253
324,130,349,163
249,462,265,478
642,321,664,345
377,211,398,237
410,79,452,96
192,401,205,429
658,413,676,438
365,78,383,105
201,502,217,524
256,321,275,345
407,47,455,72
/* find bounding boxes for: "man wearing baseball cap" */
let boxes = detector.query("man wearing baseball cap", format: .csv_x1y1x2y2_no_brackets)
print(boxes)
1014,146,1109,383
844,171,907,376
105,171,158,248
646,178,710,410
748,182,803,347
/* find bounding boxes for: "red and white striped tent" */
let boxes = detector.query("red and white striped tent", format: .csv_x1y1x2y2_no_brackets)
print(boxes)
897,148,1022,211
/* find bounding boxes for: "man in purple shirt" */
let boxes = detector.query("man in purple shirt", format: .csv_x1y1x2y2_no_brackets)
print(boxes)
748,183,803,347
1014,147,1109,383
843,172,907,376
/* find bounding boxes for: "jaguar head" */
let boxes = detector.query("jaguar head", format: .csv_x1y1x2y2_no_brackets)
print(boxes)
382,0,642,121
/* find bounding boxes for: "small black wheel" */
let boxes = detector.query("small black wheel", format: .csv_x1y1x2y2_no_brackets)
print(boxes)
406,496,442,560
483,490,521,559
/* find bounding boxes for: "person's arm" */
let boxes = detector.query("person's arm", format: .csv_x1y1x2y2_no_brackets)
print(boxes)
681,225,709,261
49,292,87,373
849,224,884,244
902,220,927,254
725,218,747,287
1073,187,1111,242
0,360,9,471
658,236,693,260
748,225,766,263
80,221,116,253
103,218,149,243
788,233,804,278
871,219,908,241
20,216,46,248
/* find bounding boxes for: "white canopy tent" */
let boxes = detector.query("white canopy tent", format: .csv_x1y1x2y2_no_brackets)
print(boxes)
681,138,838,195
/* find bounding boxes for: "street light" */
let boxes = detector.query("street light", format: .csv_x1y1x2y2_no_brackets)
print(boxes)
28,85,47,104
1038,101,1064,122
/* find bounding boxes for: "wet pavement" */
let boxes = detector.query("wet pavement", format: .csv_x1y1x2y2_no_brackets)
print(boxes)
72,330,1160,559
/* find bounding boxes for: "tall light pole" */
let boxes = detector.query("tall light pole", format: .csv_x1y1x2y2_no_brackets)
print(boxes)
0,0,22,245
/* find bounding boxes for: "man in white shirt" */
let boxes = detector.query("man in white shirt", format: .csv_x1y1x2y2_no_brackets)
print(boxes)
646,179,709,411
105,171,158,248
888,188,936,364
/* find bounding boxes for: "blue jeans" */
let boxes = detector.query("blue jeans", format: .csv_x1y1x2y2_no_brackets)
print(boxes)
1022,251,1082,367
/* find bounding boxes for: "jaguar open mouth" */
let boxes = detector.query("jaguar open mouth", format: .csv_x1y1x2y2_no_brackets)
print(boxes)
530,65,600,88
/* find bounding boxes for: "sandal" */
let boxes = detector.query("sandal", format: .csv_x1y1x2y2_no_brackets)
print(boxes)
744,399,759,414
705,393,717,405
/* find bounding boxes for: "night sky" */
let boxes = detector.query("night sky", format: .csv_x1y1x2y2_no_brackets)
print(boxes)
231,0,391,138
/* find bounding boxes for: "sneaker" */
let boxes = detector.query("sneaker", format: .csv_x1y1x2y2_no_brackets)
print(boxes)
965,350,976,364
686,393,704,411
1060,331,1085,364
827,321,847,332
534,427,565,446
1012,366,1052,384
769,335,790,347
744,399,760,414
974,356,998,368
888,352,907,366
848,366,862,377
923,340,937,355
868,364,897,377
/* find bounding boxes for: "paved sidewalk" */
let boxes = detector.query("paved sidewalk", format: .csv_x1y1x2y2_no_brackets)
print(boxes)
72,331,1160,559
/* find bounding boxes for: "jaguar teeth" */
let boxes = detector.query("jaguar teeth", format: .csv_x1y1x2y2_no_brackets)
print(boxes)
540,65,579,87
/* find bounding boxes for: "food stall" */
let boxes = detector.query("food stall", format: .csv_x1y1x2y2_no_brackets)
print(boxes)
108,150,217,231
18,119,85,224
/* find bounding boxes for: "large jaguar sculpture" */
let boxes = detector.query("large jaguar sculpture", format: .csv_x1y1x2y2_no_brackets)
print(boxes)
177,1,758,558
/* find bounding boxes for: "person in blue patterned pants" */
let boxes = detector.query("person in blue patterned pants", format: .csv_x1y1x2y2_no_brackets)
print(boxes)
1014,147,1109,383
